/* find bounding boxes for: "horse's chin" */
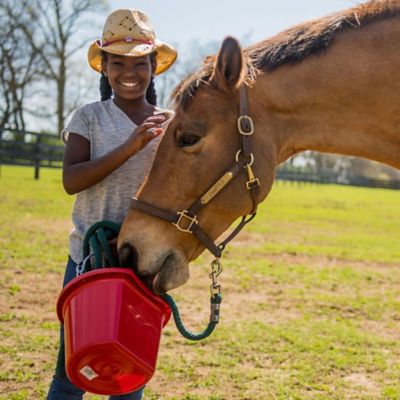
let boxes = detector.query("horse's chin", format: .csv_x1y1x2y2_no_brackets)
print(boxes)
152,252,189,295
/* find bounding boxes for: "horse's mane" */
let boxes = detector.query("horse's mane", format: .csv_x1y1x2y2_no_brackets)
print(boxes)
173,0,400,110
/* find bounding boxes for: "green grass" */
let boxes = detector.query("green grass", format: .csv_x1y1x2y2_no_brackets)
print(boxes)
248,182,400,263
0,165,399,399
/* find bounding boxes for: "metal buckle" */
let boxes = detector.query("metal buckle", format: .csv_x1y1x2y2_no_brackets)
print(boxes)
245,164,261,190
237,115,254,135
246,177,261,190
173,210,198,233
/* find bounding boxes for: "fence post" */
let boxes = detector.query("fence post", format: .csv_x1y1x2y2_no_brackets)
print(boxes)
34,134,41,180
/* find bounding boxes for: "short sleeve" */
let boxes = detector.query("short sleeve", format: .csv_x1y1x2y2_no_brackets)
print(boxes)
61,108,90,144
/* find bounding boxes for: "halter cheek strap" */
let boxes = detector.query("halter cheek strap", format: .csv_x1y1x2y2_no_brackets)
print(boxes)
130,85,261,259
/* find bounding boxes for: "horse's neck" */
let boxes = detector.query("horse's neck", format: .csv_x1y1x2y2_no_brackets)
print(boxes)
257,16,400,170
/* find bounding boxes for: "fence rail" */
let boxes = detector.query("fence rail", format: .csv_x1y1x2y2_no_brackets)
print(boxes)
0,127,63,179
1,127,400,189
275,170,400,190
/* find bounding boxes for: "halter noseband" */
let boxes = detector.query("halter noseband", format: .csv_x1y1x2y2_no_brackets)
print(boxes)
130,85,261,259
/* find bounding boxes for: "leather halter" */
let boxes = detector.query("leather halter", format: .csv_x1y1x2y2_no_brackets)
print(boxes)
130,85,261,259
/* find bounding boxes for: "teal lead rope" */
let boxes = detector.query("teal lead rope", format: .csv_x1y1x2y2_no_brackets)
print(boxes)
80,220,222,341
82,220,121,269
162,292,222,341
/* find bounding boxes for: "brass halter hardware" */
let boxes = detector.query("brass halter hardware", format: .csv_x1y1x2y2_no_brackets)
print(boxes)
237,115,255,136
246,164,261,190
173,210,199,233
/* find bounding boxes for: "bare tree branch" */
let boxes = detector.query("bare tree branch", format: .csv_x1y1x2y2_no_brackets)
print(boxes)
0,0,43,130
1,0,107,133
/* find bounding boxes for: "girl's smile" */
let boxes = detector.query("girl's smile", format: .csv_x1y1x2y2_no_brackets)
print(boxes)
120,81,140,87
117,79,142,93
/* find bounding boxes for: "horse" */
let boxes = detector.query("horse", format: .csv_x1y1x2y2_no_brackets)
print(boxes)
118,0,400,294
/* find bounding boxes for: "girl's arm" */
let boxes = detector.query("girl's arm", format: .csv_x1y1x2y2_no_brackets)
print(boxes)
62,115,166,194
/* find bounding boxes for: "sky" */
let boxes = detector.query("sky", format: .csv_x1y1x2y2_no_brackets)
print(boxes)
108,0,359,47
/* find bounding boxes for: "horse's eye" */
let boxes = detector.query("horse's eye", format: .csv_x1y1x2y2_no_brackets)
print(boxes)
178,134,201,148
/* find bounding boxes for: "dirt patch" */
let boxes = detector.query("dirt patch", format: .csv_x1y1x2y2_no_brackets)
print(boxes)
343,372,380,392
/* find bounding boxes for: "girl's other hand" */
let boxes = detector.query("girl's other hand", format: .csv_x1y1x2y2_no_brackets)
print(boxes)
125,114,167,156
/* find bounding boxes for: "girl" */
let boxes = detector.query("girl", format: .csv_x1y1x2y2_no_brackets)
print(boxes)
47,9,177,400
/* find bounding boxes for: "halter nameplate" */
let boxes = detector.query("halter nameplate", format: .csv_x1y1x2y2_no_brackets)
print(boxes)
200,172,234,205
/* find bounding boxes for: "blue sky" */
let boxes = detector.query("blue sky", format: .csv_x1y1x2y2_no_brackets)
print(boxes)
109,0,358,46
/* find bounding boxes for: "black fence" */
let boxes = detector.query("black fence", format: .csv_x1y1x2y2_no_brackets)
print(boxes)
0,127,64,179
1,127,400,189
275,170,400,190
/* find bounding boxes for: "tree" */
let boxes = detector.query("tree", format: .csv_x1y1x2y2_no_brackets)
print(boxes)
0,2,42,130
3,0,106,133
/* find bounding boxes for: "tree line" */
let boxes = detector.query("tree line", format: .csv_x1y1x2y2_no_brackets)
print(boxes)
0,0,106,134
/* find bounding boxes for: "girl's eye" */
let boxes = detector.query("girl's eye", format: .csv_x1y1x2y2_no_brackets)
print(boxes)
178,135,201,148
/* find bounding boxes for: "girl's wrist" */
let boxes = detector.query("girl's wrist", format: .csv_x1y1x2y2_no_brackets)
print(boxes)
122,141,139,159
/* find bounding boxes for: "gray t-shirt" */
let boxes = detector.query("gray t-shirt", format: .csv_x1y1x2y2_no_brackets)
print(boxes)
62,99,170,263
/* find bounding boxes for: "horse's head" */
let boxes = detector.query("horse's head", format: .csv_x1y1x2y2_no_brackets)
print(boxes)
118,37,278,293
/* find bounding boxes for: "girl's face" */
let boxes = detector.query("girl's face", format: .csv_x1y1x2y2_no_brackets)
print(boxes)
102,53,154,102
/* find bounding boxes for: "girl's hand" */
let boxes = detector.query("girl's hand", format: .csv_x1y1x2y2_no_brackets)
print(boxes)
125,114,167,156
62,114,172,194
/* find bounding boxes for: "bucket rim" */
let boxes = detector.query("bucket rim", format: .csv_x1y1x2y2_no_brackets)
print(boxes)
56,268,171,324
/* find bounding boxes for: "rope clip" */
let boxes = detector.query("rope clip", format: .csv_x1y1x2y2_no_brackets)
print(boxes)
209,258,223,297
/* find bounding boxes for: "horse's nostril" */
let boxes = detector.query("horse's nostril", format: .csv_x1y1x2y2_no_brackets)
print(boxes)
118,243,139,271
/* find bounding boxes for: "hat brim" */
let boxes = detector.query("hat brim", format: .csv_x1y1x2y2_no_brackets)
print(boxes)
88,39,177,75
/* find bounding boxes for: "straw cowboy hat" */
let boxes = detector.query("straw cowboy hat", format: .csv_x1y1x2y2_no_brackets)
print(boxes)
88,9,177,75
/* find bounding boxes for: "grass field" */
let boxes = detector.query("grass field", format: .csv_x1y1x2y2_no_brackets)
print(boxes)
0,165,399,400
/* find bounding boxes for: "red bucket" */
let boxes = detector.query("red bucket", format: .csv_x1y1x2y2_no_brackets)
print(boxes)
57,268,171,395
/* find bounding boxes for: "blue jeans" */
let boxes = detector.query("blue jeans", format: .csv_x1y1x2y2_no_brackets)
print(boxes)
47,257,144,400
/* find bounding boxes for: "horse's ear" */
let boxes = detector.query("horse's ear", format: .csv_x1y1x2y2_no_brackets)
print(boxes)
210,37,245,90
